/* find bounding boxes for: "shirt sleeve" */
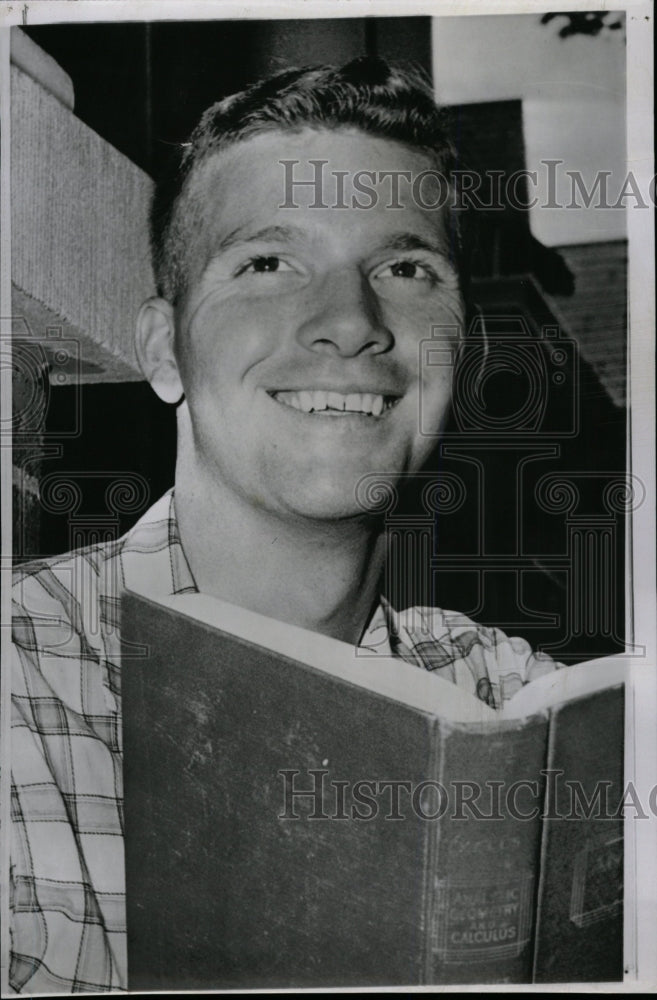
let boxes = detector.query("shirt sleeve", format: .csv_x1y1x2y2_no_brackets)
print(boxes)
390,604,563,709
10,601,127,993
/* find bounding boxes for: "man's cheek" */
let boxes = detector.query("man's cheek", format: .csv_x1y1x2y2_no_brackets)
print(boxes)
423,288,465,325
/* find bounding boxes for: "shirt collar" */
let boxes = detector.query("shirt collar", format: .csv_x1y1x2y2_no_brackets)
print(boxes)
122,488,397,655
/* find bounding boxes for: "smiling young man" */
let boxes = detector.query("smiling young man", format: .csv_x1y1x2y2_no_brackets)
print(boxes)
137,125,463,644
10,58,559,993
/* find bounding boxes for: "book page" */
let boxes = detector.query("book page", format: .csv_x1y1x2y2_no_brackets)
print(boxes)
501,654,627,719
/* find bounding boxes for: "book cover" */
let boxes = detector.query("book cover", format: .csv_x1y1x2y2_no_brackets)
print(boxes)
121,589,625,989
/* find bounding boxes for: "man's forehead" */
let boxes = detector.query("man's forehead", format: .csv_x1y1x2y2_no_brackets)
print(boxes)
188,128,440,208
193,124,436,174
185,127,451,251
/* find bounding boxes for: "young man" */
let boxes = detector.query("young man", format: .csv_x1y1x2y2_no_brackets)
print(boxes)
11,57,559,993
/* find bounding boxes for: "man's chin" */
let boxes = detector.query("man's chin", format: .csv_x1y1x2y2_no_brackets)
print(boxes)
276,493,380,524
267,469,404,524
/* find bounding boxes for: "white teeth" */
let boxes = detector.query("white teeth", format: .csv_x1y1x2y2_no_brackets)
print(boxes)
299,390,314,413
327,391,345,411
273,391,303,411
272,390,392,415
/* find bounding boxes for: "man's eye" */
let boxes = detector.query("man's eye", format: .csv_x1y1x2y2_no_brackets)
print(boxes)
239,256,292,275
378,260,435,281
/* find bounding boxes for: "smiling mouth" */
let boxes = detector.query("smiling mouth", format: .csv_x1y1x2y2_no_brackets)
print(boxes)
269,389,400,416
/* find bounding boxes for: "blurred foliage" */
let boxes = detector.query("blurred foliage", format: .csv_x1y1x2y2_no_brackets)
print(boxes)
540,12,625,38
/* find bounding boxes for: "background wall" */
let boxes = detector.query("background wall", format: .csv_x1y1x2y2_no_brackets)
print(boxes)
432,12,627,246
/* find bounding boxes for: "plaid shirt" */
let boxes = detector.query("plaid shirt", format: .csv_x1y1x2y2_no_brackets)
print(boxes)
10,489,559,994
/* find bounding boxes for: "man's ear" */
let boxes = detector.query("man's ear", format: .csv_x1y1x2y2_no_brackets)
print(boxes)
135,297,185,405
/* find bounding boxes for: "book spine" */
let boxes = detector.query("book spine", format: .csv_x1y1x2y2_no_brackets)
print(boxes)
424,717,549,984
531,686,624,983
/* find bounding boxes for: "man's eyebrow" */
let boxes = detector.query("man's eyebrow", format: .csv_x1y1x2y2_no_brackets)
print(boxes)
378,233,449,256
216,224,302,251
208,226,453,264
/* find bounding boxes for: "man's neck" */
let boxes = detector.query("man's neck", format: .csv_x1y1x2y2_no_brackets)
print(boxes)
174,466,387,646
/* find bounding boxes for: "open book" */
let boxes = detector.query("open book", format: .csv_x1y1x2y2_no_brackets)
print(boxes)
121,589,625,990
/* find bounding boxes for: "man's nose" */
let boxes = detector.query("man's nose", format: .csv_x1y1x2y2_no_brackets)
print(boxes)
295,268,393,357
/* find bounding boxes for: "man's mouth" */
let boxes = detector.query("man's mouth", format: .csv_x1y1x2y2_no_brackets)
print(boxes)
268,389,400,416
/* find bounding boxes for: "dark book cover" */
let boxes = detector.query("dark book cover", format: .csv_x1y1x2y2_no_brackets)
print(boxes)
121,589,624,989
